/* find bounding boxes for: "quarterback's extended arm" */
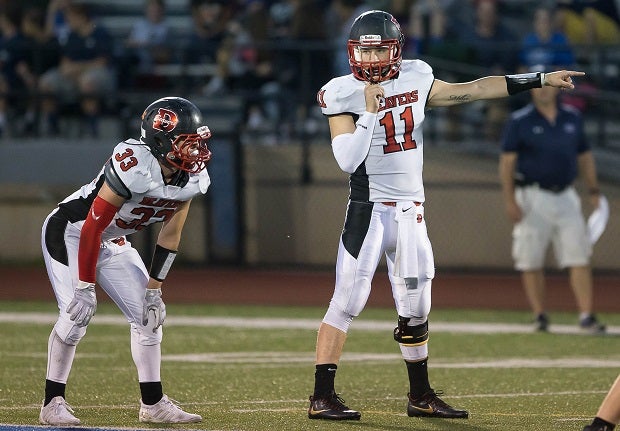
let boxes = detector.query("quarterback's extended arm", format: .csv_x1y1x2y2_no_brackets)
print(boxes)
427,70,585,107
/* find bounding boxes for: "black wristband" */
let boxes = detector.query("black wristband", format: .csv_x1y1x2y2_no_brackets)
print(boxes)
149,245,177,281
505,72,544,95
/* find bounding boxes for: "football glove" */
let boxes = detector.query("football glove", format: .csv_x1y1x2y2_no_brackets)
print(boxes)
67,281,97,327
142,288,166,332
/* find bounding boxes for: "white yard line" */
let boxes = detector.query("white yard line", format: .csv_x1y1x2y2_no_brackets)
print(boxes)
1,312,619,335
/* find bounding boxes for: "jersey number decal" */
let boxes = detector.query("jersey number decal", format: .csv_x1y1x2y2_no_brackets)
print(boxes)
116,208,175,231
379,106,417,154
115,148,138,171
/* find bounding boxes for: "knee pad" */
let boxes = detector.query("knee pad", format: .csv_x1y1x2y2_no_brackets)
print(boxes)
130,322,163,346
322,300,355,333
54,319,87,346
393,316,428,346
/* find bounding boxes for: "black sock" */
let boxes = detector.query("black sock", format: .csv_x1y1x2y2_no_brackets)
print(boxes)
406,359,431,398
313,364,337,398
44,380,66,406
592,417,616,430
139,381,163,405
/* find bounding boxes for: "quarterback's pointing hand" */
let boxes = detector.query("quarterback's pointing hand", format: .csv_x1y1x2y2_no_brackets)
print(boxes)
142,288,166,332
543,70,585,90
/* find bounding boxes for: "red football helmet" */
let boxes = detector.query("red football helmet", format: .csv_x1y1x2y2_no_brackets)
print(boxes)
141,97,212,173
347,10,404,83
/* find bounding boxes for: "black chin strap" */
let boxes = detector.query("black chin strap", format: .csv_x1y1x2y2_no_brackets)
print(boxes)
162,168,189,187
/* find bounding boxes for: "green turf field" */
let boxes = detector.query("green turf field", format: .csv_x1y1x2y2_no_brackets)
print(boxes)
1,300,618,431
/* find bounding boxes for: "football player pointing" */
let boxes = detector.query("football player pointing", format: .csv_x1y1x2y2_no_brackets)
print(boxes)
40,97,211,425
309,10,584,421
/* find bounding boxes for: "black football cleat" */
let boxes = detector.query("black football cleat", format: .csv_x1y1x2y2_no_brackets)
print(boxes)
308,392,361,420
407,390,468,419
583,424,614,431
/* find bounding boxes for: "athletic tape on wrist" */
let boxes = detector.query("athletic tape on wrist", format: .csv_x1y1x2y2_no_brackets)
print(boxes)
149,245,177,281
505,72,544,95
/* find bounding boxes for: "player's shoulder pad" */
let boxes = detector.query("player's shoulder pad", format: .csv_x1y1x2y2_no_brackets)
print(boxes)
109,139,154,194
104,158,132,199
317,75,365,116
401,59,433,75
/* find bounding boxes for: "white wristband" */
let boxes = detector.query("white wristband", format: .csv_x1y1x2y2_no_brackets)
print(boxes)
540,72,546,87
77,280,95,290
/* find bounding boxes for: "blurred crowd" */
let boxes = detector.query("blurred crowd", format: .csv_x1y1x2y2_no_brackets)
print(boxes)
0,0,619,140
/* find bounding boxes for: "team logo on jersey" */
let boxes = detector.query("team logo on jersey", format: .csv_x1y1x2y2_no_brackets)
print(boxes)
153,108,179,133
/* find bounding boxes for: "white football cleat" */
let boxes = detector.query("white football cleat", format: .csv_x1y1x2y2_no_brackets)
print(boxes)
139,394,202,423
39,396,81,425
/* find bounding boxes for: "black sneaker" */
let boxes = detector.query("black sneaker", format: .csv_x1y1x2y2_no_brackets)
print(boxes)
580,314,606,334
308,392,361,420
407,390,468,419
535,313,549,332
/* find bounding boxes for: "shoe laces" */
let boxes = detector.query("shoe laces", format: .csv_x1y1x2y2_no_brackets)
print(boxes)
161,396,183,409
414,389,447,405
52,398,75,415
324,393,349,409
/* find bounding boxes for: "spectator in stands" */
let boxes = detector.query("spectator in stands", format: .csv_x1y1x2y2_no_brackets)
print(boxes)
125,0,172,80
406,0,447,57
269,0,331,140
459,0,519,141
519,6,576,71
204,0,284,139
38,3,116,137
0,5,26,136
0,4,55,137
45,0,71,44
187,0,238,95
20,5,61,136
325,0,372,77
187,0,236,65
555,0,620,46
405,0,471,142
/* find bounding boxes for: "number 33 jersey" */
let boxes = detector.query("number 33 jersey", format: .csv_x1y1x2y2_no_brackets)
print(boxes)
317,59,434,203
57,139,211,240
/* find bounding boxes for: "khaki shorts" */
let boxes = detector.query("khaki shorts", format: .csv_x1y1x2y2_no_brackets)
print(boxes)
39,66,116,103
512,185,591,271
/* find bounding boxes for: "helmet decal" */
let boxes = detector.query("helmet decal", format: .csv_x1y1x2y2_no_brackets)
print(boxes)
359,34,382,43
153,108,179,133
140,97,212,173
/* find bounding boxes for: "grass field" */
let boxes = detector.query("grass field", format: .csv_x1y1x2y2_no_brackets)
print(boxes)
1,300,619,431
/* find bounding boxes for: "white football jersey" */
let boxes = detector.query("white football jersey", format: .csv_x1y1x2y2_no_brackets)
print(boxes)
318,59,434,202
57,139,210,240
